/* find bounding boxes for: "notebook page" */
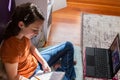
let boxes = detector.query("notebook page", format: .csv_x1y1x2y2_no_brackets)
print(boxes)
30,70,65,80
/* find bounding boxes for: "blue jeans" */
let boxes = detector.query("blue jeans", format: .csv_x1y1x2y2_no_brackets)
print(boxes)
31,41,76,80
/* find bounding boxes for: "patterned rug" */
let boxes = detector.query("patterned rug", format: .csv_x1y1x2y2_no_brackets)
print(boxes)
81,12,120,80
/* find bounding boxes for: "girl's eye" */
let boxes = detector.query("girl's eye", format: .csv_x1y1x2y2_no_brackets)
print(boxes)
33,30,39,32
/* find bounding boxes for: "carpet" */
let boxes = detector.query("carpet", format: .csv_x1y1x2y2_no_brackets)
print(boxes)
81,13,120,50
81,12,120,80
74,46,83,80
39,45,83,80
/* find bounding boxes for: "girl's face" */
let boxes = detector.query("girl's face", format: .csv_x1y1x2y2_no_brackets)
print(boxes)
19,20,43,39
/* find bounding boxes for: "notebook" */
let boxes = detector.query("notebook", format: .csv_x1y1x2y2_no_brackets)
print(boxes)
30,70,65,80
85,34,120,79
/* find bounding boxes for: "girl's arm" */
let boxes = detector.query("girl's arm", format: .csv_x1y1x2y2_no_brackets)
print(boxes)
30,43,51,72
4,63,29,80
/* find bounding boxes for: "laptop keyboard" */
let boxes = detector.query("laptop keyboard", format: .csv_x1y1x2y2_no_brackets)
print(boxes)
94,48,108,78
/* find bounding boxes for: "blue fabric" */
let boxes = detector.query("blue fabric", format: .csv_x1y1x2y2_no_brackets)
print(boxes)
31,41,76,80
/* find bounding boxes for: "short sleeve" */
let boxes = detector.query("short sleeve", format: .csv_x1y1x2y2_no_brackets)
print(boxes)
1,40,19,63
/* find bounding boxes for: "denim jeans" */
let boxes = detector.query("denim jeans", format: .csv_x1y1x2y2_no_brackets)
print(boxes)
31,41,76,80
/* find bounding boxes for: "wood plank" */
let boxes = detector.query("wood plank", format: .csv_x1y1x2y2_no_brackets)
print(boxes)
46,3,81,46
68,2,120,16
67,0,120,7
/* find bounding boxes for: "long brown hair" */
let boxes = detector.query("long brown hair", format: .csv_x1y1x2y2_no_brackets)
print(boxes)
4,2,45,39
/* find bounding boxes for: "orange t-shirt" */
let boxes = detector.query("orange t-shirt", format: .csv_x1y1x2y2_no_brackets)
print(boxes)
0,36,38,78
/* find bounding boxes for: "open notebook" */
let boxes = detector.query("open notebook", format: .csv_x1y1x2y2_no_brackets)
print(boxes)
30,70,65,80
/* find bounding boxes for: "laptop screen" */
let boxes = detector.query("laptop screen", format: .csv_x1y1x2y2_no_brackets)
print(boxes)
110,34,120,74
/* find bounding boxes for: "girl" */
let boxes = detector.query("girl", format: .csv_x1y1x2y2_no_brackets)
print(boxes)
0,3,76,80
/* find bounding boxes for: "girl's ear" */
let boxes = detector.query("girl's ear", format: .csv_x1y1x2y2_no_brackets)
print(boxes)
18,21,25,29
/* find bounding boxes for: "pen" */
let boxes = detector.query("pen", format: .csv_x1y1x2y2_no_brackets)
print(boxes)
34,76,40,80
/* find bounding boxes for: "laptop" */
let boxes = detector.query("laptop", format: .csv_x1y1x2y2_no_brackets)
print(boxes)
85,34,120,79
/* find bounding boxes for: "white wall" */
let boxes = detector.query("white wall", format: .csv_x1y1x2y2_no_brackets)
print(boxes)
53,0,67,11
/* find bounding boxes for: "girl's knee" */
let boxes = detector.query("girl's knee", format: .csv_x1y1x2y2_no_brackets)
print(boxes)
65,41,74,52
65,41,73,47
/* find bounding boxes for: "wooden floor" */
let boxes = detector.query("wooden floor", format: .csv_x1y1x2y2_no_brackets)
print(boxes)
46,1,120,46
46,2,81,46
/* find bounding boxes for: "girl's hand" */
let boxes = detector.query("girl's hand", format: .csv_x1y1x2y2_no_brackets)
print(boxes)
42,62,51,73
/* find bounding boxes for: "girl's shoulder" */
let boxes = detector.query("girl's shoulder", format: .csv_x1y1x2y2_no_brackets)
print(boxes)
4,36,29,43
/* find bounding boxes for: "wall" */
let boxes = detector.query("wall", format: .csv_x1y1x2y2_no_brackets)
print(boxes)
53,0,67,11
